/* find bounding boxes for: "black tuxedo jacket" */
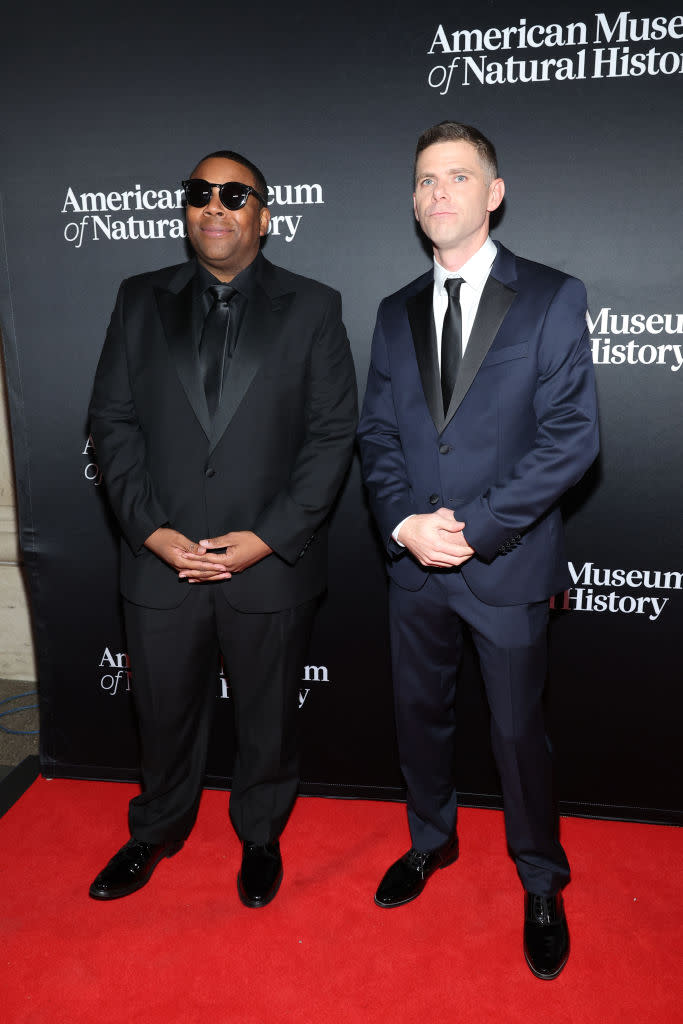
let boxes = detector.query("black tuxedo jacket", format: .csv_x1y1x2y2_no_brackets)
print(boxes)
90,255,357,613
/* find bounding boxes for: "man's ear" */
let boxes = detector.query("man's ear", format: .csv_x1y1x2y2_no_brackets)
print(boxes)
487,177,505,213
259,206,271,237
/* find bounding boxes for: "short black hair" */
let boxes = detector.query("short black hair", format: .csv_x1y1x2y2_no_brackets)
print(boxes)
414,122,499,184
192,150,268,205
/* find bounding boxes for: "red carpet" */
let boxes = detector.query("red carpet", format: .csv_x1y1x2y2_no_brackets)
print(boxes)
0,778,680,1023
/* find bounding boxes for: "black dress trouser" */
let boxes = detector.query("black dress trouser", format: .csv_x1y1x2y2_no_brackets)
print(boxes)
123,585,316,846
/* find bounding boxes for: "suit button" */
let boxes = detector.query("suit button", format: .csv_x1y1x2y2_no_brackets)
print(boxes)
439,444,451,454
429,493,439,505
205,467,215,478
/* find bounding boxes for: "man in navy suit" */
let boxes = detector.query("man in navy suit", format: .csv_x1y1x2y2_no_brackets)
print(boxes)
357,122,598,979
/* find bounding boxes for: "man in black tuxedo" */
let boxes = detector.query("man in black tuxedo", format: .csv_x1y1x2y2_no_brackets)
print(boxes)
358,123,598,978
88,150,357,906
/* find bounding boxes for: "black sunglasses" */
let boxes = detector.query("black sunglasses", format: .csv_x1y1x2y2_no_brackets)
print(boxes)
182,178,267,211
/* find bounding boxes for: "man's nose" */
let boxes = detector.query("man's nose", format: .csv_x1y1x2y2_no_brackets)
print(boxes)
432,181,449,201
204,185,225,213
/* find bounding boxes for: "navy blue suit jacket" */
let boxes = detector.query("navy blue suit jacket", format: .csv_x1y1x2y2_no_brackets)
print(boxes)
358,242,599,606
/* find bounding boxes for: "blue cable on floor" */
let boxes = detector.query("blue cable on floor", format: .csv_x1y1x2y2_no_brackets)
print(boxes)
0,692,39,735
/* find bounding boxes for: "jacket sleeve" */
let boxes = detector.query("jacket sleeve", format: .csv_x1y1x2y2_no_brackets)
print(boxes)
88,280,169,553
357,301,417,550
252,289,358,564
457,276,599,561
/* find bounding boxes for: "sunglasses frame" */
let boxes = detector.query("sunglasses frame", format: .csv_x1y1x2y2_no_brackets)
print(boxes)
182,179,268,211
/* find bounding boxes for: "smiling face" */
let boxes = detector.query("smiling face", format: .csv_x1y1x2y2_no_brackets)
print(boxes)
185,156,271,281
413,140,504,270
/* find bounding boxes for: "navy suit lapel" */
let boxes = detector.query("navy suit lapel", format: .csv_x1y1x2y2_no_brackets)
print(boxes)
407,281,444,432
443,273,516,428
405,247,519,433
155,268,212,439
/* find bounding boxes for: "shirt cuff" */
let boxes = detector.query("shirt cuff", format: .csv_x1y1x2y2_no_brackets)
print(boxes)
392,514,416,547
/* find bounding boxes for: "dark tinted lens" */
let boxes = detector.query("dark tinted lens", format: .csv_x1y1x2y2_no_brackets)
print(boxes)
184,179,212,207
218,183,250,210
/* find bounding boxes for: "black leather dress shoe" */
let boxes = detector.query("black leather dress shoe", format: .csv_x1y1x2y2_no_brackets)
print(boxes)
237,840,283,908
89,838,184,901
523,891,570,980
374,834,459,908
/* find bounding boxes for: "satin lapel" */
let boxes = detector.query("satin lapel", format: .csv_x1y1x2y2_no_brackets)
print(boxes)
442,275,516,429
208,283,287,452
155,278,212,439
406,282,443,432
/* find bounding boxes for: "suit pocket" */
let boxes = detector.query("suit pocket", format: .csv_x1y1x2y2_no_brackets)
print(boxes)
481,342,528,367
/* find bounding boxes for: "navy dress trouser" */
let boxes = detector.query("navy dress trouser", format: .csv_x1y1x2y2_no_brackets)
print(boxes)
389,570,570,896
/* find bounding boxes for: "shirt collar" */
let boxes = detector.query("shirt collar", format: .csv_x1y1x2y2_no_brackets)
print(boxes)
196,250,261,299
433,236,497,293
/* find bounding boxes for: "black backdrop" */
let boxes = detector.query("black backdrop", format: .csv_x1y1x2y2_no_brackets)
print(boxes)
1,0,681,823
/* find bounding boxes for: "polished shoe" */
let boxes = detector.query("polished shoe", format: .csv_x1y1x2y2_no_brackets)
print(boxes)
374,834,459,908
523,891,570,980
237,840,283,908
89,837,184,901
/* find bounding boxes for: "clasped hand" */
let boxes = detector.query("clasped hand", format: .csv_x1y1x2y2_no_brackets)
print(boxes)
397,508,475,568
144,527,272,582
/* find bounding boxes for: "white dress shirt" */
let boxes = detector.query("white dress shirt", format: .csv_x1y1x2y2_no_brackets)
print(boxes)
392,236,497,545
432,235,497,361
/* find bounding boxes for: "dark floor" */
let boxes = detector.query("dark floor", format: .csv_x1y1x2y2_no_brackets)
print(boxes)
0,677,39,781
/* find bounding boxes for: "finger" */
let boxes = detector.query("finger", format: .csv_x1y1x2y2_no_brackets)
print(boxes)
182,551,230,567
431,542,474,560
419,550,459,565
178,557,228,573
434,521,466,536
221,558,246,573
435,531,473,549
434,508,465,527
431,543,471,560
179,565,228,578
436,529,472,547
197,535,230,550
432,522,461,535
423,519,458,537
179,569,232,581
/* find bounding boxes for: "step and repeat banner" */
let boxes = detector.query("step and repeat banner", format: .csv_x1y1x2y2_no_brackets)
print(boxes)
1,1,680,822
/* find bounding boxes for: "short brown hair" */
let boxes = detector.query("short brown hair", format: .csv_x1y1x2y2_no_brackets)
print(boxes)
414,122,499,184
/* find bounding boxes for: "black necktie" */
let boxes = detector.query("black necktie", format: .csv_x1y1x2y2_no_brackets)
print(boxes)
441,277,464,416
199,284,236,417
